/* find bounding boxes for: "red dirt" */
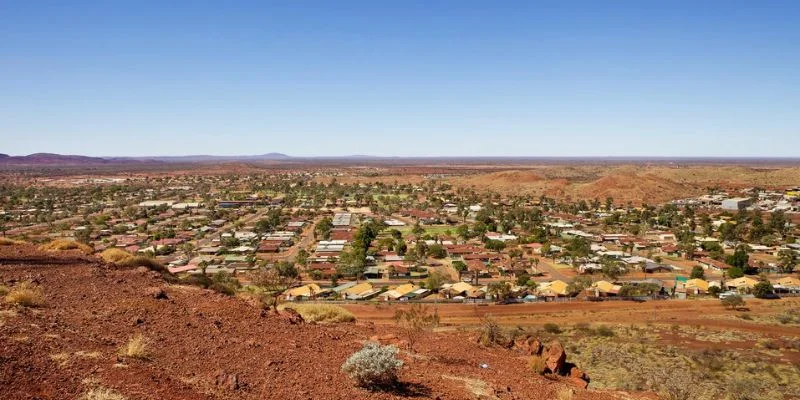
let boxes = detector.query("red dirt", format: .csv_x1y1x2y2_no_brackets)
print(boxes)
0,245,635,400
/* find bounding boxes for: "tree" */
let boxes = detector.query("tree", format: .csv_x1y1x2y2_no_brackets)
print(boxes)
726,245,750,270
690,265,705,280
487,282,512,302
727,266,745,279
721,294,745,310
456,224,470,240
601,257,624,280
275,261,299,280
424,271,446,292
427,244,447,259
295,248,309,266
485,239,506,252
777,249,798,274
315,217,333,240
566,236,590,259
752,280,774,298
452,260,467,281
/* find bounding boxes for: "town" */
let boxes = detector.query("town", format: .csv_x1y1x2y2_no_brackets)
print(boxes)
3,170,798,304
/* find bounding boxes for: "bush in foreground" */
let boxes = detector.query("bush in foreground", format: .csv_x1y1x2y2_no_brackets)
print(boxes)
341,342,403,388
117,256,166,272
279,303,355,323
118,333,149,360
5,281,45,307
39,239,93,254
99,248,133,264
80,386,127,400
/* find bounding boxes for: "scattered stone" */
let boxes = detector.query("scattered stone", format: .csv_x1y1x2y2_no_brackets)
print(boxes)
145,287,168,300
281,308,304,324
544,340,566,375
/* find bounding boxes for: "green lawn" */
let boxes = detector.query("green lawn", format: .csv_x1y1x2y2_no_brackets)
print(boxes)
395,225,455,236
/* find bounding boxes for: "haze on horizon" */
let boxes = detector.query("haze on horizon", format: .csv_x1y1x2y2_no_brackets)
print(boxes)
2,1,799,158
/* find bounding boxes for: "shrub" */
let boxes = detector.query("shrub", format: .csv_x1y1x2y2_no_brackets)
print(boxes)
341,342,403,388
39,239,93,254
5,281,45,307
80,386,127,400
529,355,546,375
0,285,8,296
0,238,24,246
595,325,615,337
99,248,133,264
118,333,149,360
279,303,355,323
478,314,507,347
776,313,793,324
117,256,166,272
208,271,240,296
393,304,439,351
543,323,562,334
721,295,745,310
555,388,574,400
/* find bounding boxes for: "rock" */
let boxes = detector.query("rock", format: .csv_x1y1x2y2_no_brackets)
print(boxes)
568,366,589,388
145,287,168,300
281,308,304,324
214,370,241,391
513,335,543,355
544,340,566,374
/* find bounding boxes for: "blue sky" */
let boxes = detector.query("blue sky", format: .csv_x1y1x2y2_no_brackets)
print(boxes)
1,1,799,157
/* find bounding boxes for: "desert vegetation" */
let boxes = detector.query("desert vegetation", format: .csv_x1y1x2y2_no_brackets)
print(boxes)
38,239,93,254
4,281,45,307
277,303,355,324
118,333,149,360
341,342,404,388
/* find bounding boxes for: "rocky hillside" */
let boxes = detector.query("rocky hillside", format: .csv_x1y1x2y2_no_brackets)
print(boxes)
0,245,639,400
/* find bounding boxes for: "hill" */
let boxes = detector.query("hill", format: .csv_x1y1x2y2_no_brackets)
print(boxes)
0,245,629,400
0,153,122,166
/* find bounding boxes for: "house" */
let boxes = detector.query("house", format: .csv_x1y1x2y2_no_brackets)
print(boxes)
721,197,753,210
442,282,475,297
342,282,380,300
380,283,417,301
537,280,569,297
724,276,759,292
285,283,326,300
697,257,732,271
590,280,621,296
683,278,710,294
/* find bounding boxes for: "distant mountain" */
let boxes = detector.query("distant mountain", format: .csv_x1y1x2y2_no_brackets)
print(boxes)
122,153,292,162
0,153,125,165
0,152,293,165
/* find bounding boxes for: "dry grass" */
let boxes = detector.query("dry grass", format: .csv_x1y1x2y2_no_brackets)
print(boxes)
39,239,93,254
278,303,355,324
118,333,149,360
117,256,166,272
80,386,127,400
528,355,546,375
555,388,574,400
0,237,24,246
99,248,133,264
5,281,45,307
0,285,9,296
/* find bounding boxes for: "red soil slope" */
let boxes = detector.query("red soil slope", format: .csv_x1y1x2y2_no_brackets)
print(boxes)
0,245,633,400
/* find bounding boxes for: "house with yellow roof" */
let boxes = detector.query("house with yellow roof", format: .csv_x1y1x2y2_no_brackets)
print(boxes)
342,282,374,299
537,280,569,297
724,276,759,292
590,280,621,296
380,283,418,301
284,283,325,300
683,278,710,294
